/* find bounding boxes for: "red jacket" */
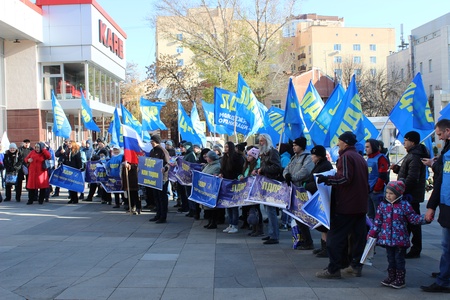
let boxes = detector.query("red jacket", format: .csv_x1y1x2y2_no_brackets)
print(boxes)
25,149,51,189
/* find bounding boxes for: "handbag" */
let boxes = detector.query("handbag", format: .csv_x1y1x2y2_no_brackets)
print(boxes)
43,159,53,170
22,165,29,175
5,172,18,185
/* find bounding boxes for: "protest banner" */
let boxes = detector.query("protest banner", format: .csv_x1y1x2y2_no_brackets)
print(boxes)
188,171,222,208
85,160,104,183
137,156,163,190
50,165,85,193
175,158,202,186
283,185,318,228
246,175,290,208
100,178,123,193
216,176,254,208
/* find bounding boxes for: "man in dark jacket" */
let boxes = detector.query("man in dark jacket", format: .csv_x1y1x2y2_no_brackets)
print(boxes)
421,119,450,293
391,130,430,258
316,131,369,279
18,139,33,196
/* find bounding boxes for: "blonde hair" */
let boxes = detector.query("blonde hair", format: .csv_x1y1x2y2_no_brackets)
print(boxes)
70,140,80,154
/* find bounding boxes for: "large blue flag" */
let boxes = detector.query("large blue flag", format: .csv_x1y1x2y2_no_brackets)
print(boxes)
201,100,234,135
121,104,150,142
410,73,434,131
283,78,312,148
214,87,251,135
235,73,265,136
178,101,203,145
190,102,207,147
140,97,167,131
300,80,324,131
258,106,288,145
80,89,100,132
362,115,380,141
390,73,435,139
309,84,345,146
108,107,123,147
328,75,365,147
51,90,72,139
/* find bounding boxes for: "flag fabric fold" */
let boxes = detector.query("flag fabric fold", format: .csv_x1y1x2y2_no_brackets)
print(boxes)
178,101,203,145
300,80,324,131
51,90,72,139
190,102,207,147
236,73,265,136
80,89,100,132
121,104,150,142
140,97,167,131
122,124,144,164
108,107,123,147
258,106,288,145
201,100,234,135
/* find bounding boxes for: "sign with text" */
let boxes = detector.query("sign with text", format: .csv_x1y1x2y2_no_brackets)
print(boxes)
50,165,85,193
188,171,222,208
137,156,163,190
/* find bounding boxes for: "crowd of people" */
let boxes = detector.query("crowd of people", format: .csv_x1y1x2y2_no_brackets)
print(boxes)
1,120,450,293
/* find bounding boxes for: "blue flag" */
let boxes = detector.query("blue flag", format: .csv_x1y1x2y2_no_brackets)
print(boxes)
178,101,203,145
121,104,150,142
201,100,234,135
283,79,312,148
389,73,434,140
80,89,100,132
410,73,434,131
439,103,450,121
362,115,380,141
140,97,167,131
108,107,123,147
300,80,324,131
214,87,251,135
258,106,288,145
51,90,72,139
327,75,365,147
309,84,345,146
190,102,207,147
236,73,265,136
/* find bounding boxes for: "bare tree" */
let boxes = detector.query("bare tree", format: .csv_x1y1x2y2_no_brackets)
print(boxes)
120,62,151,119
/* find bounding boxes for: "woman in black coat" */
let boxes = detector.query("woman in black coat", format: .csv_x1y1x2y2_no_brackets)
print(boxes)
3,143,23,201
63,141,83,204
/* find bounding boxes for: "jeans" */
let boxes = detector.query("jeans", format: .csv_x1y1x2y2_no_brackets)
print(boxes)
266,205,279,240
226,207,239,226
281,211,292,226
367,192,383,220
386,246,406,271
437,227,450,287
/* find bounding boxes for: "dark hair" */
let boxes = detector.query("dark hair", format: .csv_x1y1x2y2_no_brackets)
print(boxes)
221,142,237,173
436,119,450,131
365,139,380,154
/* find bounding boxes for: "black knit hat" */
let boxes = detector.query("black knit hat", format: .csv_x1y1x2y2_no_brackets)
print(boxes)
293,137,307,150
404,131,420,144
311,145,327,158
236,142,247,152
338,131,357,146
150,134,162,144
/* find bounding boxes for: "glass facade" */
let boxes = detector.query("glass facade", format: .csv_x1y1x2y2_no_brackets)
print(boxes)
42,62,120,106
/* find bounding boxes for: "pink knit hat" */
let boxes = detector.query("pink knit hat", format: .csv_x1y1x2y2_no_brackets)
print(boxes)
247,148,260,160
386,181,405,198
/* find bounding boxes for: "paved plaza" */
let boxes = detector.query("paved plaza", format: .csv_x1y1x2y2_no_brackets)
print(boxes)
0,191,445,300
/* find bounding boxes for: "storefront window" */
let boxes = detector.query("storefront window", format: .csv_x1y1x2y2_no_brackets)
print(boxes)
42,63,85,100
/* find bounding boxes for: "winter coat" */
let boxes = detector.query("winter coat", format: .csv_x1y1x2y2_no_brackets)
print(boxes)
392,143,429,203
220,152,245,180
63,150,83,170
25,148,51,189
368,197,426,247
202,159,221,175
283,152,315,187
259,148,282,180
326,146,369,215
4,150,23,173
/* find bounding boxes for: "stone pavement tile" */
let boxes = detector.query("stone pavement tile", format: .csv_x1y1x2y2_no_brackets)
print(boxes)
72,275,124,287
312,287,371,300
108,287,164,300
166,276,213,288
161,287,213,300
12,276,79,300
358,287,438,300
54,286,115,300
214,274,261,289
257,265,307,288
0,287,25,300
263,287,318,300
119,275,169,288
171,260,215,278
214,287,265,300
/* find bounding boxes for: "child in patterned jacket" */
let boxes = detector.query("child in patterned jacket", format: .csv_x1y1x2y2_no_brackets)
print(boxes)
368,180,428,289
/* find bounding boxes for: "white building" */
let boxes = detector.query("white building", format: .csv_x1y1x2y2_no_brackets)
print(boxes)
0,0,127,146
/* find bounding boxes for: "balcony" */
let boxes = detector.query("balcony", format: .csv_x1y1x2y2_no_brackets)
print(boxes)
298,53,306,60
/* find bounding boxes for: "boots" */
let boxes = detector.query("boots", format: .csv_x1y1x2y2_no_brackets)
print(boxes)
390,269,406,289
315,239,328,257
381,268,396,286
204,219,212,228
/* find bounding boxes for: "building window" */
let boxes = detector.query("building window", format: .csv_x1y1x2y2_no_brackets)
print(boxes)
354,69,362,76
177,59,184,66
429,59,432,72
370,44,376,51
308,45,312,54
353,56,361,64
420,62,423,73
335,68,342,79
334,44,341,51
176,33,183,41
271,99,281,108
353,44,361,51
429,85,433,95
370,69,377,76
334,56,342,63
370,56,376,64
176,46,183,53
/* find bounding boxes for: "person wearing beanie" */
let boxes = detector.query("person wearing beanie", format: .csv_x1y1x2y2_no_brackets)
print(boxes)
304,145,333,257
246,147,260,160
201,150,222,229
3,143,24,202
368,180,428,289
390,130,430,259
316,131,369,279
147,133,171,222
365,139,390,221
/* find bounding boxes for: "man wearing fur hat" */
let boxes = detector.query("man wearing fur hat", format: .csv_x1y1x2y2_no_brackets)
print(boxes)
391,130,430,259
315,131,369,279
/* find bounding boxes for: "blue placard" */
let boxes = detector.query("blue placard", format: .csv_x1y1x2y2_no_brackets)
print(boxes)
175,158,202,186
50,165,85,193
283,185,318,229
246,175,291,209
216,177,255,208
188,171,222,208
137,156,163,190
100,178,124,193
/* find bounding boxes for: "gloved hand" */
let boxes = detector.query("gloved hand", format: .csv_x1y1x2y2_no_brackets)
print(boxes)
316,175,328,185
285,173,292,186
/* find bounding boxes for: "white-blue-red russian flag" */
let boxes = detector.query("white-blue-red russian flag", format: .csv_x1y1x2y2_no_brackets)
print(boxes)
122,124,144,164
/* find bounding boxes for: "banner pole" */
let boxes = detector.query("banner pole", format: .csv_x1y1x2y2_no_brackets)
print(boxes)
125,164,132,215
277,124,285,152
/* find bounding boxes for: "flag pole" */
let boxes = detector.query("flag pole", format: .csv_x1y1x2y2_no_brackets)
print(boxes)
390,130,435,165
376,116,391,140
125,164,133,215
277,124,285,152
